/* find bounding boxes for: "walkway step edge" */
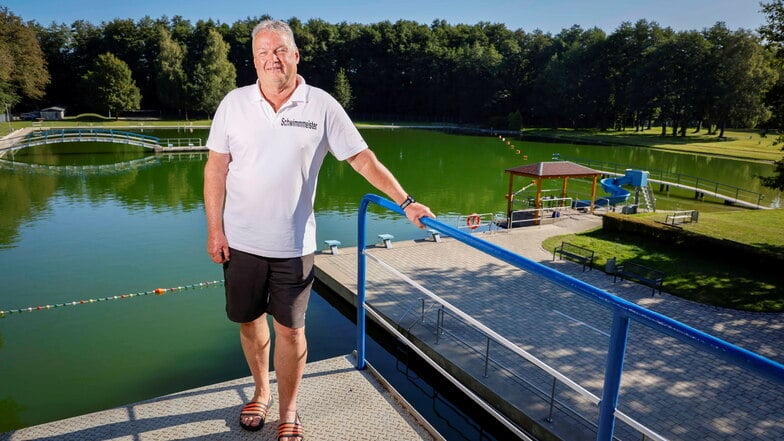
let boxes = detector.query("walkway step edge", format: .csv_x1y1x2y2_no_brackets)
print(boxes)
0,355,441,441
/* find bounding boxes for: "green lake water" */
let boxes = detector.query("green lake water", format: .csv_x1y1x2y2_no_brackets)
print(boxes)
0,128,777,434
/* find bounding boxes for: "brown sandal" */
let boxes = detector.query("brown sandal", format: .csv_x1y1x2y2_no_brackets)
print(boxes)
277,412,304,440
239,395,273,432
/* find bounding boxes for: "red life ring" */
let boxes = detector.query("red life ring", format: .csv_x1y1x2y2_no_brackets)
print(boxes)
466,213,481,230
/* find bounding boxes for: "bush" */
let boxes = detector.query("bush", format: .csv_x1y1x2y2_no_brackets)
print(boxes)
601,213,783,272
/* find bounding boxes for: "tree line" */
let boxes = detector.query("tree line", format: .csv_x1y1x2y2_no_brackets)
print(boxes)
1,5,783,137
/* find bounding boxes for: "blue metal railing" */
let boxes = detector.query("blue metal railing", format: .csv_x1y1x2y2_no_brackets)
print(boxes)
355,193,784,441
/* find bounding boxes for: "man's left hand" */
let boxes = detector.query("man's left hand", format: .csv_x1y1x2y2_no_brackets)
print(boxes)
404,202,435,229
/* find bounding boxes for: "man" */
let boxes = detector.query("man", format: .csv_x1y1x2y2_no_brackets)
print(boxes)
203,19,434,440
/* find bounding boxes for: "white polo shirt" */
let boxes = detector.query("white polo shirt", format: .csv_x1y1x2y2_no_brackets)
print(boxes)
206,76,368,258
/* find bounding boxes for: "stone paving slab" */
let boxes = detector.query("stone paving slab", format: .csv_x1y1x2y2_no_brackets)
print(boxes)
314,213,784,441
0,355,440,441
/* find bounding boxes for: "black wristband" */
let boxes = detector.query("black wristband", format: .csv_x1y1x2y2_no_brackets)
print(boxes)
400,195,415,210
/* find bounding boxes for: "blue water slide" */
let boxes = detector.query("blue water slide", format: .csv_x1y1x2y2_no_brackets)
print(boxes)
599,175,632,205
573,173,633,208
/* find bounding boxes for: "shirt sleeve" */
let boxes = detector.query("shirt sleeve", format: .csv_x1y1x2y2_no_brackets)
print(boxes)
206,96,230,154
324,93,368,161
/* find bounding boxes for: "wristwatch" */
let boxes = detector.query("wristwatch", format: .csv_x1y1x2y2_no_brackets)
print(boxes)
400,195,415,210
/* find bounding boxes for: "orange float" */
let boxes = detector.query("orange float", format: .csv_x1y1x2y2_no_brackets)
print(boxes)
466,213,481,230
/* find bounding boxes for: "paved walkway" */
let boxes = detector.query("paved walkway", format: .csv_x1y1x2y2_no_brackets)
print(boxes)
0,128,35,157
477,213,783,363
315,212,784,440
0,355,441,441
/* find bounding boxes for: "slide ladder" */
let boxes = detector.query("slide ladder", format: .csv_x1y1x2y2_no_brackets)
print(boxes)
639,185,656,212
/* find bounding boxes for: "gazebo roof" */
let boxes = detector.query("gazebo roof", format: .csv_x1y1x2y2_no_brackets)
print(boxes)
505,161,600,179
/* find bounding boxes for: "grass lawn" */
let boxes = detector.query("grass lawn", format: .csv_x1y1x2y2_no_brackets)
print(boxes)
542,209,784,312
526,127,783,162
3,115,212,132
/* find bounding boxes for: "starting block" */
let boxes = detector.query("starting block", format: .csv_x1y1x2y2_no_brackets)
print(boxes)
377,233,394,248
324,239,341,255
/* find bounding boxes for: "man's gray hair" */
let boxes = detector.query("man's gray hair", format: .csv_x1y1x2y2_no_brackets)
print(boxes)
251,19,298,50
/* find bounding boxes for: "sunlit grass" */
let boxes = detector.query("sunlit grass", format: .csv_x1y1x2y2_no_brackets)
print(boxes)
543,209,784,312
633,210,784,247
526,127,783,162
5,116,212,131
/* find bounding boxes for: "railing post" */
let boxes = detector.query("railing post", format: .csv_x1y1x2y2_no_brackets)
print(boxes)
597,311,630,441
547,377,557,423
356,194,407,370
436,306,444,343
484,337,491,378
356,197,370,370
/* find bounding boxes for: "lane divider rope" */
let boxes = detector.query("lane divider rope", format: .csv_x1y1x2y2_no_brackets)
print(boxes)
0,280,224,318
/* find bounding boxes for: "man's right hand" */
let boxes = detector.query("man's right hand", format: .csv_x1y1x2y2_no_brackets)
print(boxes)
207,232,231,264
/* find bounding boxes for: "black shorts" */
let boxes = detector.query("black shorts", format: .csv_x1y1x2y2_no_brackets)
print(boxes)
223,248,314,328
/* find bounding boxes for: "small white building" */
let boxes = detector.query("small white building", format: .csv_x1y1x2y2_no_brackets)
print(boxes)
40,107,65,120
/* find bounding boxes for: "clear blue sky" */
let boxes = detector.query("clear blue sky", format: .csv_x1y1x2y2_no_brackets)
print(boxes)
4,0,767,34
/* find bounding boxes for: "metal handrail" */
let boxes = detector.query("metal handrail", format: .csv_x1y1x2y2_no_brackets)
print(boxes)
159,137,203,147
33,128,160,142
355,194,784,441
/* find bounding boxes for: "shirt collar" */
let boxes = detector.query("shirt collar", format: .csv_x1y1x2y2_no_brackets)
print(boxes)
251,75,308,104
290,75,308,103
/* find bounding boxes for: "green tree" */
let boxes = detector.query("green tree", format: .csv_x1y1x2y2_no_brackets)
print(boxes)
705,24,777,136
21,13,782,129
759,0,784,191
35,22,74,110
512,30,556,127
224,17,266,86
759,1,784,129
82,52,141,116
760,158,784,191
507,109,522,130
606,20,667,131
189,28,236,118
449,26,504,122
156,27,187,113
102,18,159,107
760,0,784,59
533,26,610,128
0,7,49,111
333,67,353,110
297,18,340,87
67,20,105,112
648,30,710,136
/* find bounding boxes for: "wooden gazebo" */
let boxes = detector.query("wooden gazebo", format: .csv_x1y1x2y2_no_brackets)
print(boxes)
505,161,602,220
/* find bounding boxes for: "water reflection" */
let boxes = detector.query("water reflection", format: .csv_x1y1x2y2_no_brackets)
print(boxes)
0,156,160,176
8,142,150,166
0,154,207,249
